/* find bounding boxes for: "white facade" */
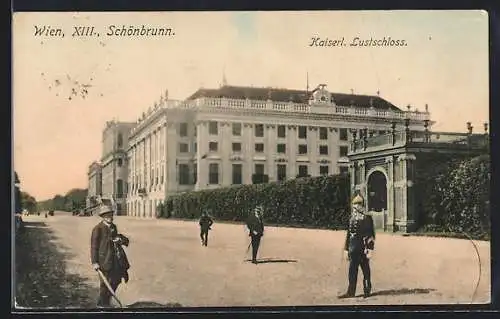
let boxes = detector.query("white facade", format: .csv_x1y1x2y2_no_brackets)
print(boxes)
86,161,102,208
126,84,431,218
100,120,135,215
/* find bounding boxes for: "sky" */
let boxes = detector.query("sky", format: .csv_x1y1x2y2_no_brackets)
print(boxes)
13,11,489,201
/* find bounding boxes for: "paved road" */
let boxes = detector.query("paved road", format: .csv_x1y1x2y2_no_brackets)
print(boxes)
22,212,491,307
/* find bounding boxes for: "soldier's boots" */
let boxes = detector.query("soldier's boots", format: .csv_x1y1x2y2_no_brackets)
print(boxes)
363,279,372,298
338,286,356,299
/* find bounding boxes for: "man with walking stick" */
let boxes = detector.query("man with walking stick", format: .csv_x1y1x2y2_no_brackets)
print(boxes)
246,205,265,264
338,194,375,299
90,205,131,308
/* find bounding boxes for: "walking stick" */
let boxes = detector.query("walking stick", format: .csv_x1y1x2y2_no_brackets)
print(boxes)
97,269,123,308
244,240,251,261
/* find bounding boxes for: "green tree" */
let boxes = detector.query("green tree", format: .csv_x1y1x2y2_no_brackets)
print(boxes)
21,191,37,213
14,171,22,215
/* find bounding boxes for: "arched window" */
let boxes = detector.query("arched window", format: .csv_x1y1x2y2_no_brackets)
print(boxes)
117,133,123,148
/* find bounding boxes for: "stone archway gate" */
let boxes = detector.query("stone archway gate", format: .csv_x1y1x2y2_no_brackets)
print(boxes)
347,127,488,233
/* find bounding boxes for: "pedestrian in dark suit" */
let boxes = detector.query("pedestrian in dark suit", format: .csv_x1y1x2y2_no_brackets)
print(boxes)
338,194,376,299
199,210,213,247
90,205,130,307
246,205,265,264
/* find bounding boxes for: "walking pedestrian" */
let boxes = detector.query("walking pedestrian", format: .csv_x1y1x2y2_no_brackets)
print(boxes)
199,210,213,247
246,205,265,264
338,194,376,299
90,205,130,308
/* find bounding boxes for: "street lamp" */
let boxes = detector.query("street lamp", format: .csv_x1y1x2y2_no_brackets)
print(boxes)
467,122,473,135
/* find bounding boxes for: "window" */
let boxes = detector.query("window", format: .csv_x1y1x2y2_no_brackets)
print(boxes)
298,165,308,177
339,166,349,175
320,127,328,140
117,133,123,148
277,164,287,181
340,128,348,141
340,146,349,157
117,158,123,167
277,125,286,138
209,142,218,152
255,143,264,153
179,123,188,137
319,145,329,155
209,163,219,184
179,164,190,185
298,126,307,139
255,164,265,175
116,179,123,198
193,165,197,184
320,165,329,175
298,144,308,154
232,123,242,136
277,143,286,154
209,121,218,135
193,142,197,153
232,142,242,152
232,164,242,184
379,130,386,135
255,124,264,137
179,143,189,153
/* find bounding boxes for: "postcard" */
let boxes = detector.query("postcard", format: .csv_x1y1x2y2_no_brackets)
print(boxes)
12,10,490,310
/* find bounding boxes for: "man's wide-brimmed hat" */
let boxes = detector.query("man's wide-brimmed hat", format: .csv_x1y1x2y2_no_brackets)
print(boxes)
352,195,364,205
97,205,114,217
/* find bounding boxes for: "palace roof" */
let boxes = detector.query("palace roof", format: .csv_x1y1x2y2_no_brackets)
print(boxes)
186,85,402,111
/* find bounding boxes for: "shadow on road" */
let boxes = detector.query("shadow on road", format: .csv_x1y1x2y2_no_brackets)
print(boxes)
126,301,183,308
368,288,436,297
245,258,298,264
14,220,97,309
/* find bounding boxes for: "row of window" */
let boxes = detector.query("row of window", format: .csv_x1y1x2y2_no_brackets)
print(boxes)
179,122,351,140
178,163,349,185
202,142,349,157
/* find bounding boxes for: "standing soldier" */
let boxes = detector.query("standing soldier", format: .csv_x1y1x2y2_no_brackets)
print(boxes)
246,205,265,264
91,205,131,308
199,210,214,247
338,194,375,299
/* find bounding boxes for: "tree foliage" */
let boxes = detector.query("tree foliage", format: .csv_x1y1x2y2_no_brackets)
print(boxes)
417,154,490,239
160,174,351,230
14,171,22,215
21,192,37,213
37,188,88,212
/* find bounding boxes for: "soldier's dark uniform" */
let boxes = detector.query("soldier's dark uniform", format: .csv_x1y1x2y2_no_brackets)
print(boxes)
246,206,264,264
199,212,213,247
339,195,375,299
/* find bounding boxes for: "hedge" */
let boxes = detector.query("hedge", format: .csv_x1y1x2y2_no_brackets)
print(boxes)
160,174,351,230
416,154,490,240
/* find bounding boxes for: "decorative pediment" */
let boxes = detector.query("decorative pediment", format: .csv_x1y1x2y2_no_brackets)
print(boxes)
312,84,331,104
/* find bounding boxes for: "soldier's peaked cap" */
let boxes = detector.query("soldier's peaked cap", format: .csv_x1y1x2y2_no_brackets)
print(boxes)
97,205,114,217
352,195,364,205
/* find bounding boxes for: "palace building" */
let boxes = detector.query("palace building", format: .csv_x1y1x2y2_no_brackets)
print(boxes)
86,161,102,209
99,120,136,215
124,84,431,218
